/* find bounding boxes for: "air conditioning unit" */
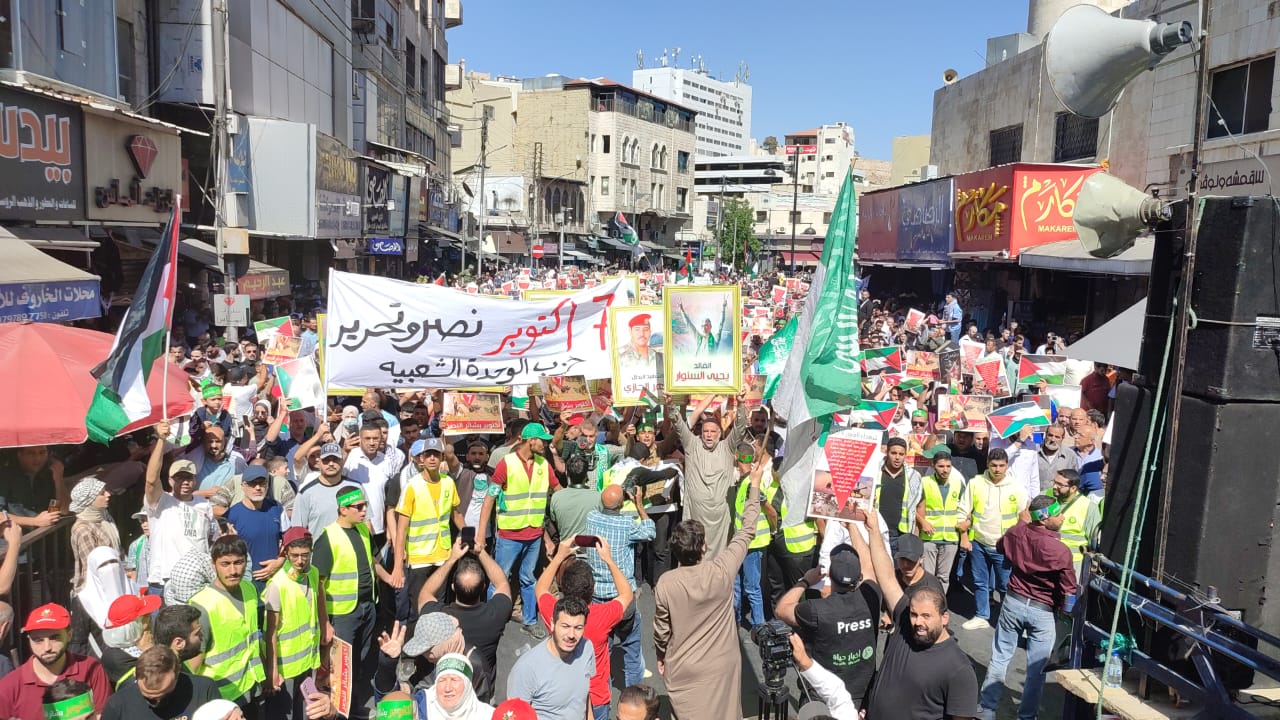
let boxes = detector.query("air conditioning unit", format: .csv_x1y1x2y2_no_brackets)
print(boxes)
919,164,939,180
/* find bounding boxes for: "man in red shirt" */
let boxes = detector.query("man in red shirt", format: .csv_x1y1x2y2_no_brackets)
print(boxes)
0,603,111,720
978,496,1078,720
534,537,634,720
1079,362,1114,415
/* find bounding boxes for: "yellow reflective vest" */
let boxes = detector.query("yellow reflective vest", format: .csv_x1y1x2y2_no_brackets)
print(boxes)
191,581,266,701
321,522,375,616
920,471,966,543
266,566,321,679
1057,494,1093,564
735,477,778,550
497,456,551,531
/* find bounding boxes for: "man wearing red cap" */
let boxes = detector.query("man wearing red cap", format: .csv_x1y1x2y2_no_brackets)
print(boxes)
264,526,327,719
617,313,661,373
0,603,111,720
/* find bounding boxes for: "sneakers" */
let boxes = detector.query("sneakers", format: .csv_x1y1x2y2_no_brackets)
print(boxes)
522,622,547,640
961,617,990,630
977,707,996,720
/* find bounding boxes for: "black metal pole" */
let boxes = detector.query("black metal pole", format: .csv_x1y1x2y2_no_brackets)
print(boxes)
790,152,799,273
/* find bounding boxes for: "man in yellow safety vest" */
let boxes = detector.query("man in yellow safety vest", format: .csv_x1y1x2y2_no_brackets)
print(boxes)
957,448,1030,630
264,526,328,719
732,442,778,627
393,438,464,624
915,449,968,594
189,535,266,707
1050,468,1101,578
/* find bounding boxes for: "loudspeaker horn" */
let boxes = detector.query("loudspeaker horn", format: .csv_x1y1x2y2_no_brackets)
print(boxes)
1046,4,1192,118
942,68,958,85
1074,172,1170,257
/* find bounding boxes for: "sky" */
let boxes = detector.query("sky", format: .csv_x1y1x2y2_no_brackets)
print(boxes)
449,0,1035,160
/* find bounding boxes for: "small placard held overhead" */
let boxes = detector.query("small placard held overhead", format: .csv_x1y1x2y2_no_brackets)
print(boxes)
213,293,249,327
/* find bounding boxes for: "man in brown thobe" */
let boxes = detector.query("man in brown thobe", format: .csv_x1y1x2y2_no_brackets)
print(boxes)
664,396,747,559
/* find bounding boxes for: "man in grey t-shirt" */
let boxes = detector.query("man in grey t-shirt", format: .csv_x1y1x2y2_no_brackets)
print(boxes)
506,596,595,720
289,443,350,537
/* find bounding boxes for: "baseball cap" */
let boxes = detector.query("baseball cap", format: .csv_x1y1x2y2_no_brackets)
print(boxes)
319,443,344,460
412,438,445,456
404,612,459,657
520,423,553,441
827,545,861,587
281,526,313,549
241,466,269,484
895,533,925,562
628,313,651,328
104,593,162,629
169,459,198,478
491,698,538,720
22,603,70,632
131,509,148,521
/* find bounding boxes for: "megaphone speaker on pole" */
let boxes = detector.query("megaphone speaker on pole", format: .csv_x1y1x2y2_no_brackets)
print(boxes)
1073,172,1170,257
1046,4,1193,118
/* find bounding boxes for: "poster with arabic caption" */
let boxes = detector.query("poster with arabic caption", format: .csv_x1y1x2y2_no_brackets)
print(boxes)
937,393,995,431
256,316,300,365
441,392,505,435
325,270,627,389
609,305,665,407
663,285,742,394
807,427,884,523
538,375,593,414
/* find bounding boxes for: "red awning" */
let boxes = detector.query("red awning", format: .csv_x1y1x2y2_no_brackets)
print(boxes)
779,251,821,266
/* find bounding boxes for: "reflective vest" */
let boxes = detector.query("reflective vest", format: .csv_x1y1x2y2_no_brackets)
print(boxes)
873,472,913,534
322,522,375,615
191,581,266,701
403,473,456,564
1057,494,1092,564
970,474,1026,541
781,515,817,554
734,477,777,550
603,466,640,518
496,456,551,531
266,566,321,679
920,472,966,543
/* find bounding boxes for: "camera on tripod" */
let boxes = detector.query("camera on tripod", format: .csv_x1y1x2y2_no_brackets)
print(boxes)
750,620,794,675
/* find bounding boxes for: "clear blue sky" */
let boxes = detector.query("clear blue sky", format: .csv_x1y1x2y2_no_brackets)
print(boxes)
449,0,1033,160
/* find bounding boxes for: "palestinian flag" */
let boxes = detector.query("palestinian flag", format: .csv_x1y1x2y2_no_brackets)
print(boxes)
615,212,639,245
85,206,180,444
843,400,898,430
434,273,446,286
1019,354,1067,385
987,401,1051,439
859,346,903,374
678,248,693,282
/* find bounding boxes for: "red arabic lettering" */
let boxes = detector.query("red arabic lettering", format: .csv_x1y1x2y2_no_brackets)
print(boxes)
591,292,616,350
484,298,578,357
0,104,74,180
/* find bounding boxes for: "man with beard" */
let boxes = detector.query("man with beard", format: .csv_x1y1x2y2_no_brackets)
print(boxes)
623,419,660,464
1035,425,1078,494
946,429,986,478
0,603,111,719
442,441,497,544
190,536,265,707
153,605,205,668
291,443,353,538
1051,469,1101,578
192,425,246,501
663,394,748,558
100,646,222,720
850,511,979,720
743,408,782,460
505,597,595,720
875,438,922,546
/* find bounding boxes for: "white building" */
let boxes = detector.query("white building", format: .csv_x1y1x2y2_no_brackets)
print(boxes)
632,63,752,157
784,123,857,196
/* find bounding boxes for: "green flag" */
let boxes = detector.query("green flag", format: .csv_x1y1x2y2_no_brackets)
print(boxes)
755,318,797,399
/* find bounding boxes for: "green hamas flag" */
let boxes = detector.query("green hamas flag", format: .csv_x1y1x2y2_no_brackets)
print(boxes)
796,170,861,418
755,318,797,399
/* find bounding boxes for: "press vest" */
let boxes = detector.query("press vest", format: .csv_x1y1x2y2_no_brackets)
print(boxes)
734,478,777,550
497,456,551,531
266,566,321,679
191,581,266,701
322,522,375,615
1057,494,1092,564
403,473,456,564
920,472,966,543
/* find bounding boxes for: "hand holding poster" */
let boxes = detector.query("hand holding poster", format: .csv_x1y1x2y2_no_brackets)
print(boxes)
937,393,995,430
274,357,325,411
807,427,883,522
664,285,742,394
256,316,301,365
905,349,940,380
441,392,505,435
539,375,593,414
905,308,926,333
973,355,1013,398
609,306,665,406
959,338,985,376
742,374,766,408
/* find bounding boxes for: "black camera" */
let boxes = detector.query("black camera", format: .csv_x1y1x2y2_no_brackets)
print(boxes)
619,466,678,498
750,620,794,690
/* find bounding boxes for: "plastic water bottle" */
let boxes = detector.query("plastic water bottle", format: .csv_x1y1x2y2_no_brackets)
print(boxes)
1104,648,1124,688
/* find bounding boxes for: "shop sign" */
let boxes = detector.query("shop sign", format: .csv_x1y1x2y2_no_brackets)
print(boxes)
856,186,899,261
954,164,1099,257
368,237,404,255
1201,156,1279,196
428,179,448,228
84,112,182,222
0,87,85,221
238,271,290,300
897,177,953,263
315,132,360,238
362,161,390,236
227,129,252,194
405,177,421,239
0,280,99,323
388,174,408,237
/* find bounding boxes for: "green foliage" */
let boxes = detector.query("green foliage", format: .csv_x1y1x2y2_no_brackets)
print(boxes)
713,198,762,272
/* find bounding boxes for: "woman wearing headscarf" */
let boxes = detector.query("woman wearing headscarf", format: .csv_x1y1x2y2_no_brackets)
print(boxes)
69,478,120,591
424,653,493,720
69,545,131,660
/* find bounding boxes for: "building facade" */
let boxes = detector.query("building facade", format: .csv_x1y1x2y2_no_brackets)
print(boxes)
783,123,857,196
632,64,752,158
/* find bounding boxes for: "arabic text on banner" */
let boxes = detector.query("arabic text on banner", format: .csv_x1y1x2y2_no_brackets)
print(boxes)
325,271,626,388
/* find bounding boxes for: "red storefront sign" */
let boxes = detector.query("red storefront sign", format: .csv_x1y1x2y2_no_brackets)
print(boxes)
953,163,1100,258
856,186,899,262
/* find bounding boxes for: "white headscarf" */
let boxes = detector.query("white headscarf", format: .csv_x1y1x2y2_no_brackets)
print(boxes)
426,653,493,720
77,546,131,629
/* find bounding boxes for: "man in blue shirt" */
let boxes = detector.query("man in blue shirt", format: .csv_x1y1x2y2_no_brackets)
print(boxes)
224,466,285,591
943,293,964,342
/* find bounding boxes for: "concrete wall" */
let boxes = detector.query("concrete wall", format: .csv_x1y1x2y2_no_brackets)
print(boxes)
889,135,932,186
448,74,519,174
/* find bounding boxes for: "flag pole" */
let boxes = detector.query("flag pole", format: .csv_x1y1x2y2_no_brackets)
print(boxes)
162,329,171,423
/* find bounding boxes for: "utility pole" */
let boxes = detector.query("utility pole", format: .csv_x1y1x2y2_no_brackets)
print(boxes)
476,112,488,278
211,0,236,340
789,152,799,274
558,211,565,272
530,143,543,269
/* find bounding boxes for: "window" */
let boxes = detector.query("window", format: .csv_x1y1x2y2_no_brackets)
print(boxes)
1053,112,1099,162
590,134,596,152
650,182,657,204
825,171,835,178
677,188,688,212
824,154,833,161
824,137,835,144
989,124,1023,166
1208,56,1275,138
601,177,610,195
651,144,659,168
405,40,416,91
116,18,134,104
482,104,495,120
755,210,767,222
602,135,611,153
823,212,832,224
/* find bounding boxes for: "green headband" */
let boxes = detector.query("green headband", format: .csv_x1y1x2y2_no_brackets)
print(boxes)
911,410,928,419
375,699,414,720
201,383,223,400
1031,501,1062,522
435,655,474,681
44,692,94,720
337,487,366,508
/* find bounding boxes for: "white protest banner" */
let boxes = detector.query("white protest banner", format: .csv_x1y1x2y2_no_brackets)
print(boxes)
326,270,625,388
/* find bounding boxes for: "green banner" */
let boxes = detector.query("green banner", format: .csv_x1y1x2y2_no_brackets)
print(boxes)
756,318,797,399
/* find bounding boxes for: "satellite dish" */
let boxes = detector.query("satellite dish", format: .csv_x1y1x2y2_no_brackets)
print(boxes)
1045,4,1193,118
1073,173,1170,257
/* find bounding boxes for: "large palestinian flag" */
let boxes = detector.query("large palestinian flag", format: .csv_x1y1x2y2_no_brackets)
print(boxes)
987,401,1051,439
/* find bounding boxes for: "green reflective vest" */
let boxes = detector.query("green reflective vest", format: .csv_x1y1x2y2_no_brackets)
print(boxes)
267,566,321,679
920,472,966,543
734,478,777,550
497,456,550,531
322,522,374,616
191,581,266,701
1057,494,1092,564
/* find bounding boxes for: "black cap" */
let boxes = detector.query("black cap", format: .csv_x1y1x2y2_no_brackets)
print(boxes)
895,533,924,562
828,544,861,587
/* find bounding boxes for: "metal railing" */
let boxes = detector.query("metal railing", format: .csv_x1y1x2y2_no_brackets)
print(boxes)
4,514,75,659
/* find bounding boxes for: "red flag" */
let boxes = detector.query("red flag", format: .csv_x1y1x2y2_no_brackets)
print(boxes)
433,273,446,286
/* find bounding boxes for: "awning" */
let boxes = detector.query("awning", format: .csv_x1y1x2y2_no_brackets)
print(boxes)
489,230,528,255
1066,298,1146,370
1018,236,1153,276
637,240,663,251
0,239,101,323
423,225,464,243
597,236,633,250
0,226,98,252
779,251,821,266
151,237,291,300
663,251,685,260
949,250,1012,262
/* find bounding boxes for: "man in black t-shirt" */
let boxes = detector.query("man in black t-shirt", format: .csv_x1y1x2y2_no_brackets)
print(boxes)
895,534,946,596
775,543,881,708
416,538,512,703
101,646,220,720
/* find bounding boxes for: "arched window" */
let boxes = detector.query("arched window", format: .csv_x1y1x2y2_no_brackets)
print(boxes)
651,144,659,168
576,191,585,222
660,146,667,169
621,136,630,162
552,187,562,214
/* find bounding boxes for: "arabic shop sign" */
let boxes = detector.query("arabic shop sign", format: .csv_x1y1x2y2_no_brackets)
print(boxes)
954,164,1100,257
238,270,290,301
362,161,391,236
856,187,899,261
84,113,183,223
327,271,627,388
367,237,404,255
315,131,361,239
0,87,85,222
0,280,100,323
897,177,954,263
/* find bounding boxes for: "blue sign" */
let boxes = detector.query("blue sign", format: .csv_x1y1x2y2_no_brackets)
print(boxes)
897,177,954,263
227,129,252,195
0,280,100,323
367,237,404,255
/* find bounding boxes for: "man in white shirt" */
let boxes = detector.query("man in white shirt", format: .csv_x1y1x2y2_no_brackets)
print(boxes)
343,422,393,543
144,420,218,602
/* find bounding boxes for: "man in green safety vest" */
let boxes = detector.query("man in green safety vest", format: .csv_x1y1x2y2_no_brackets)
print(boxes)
264,526,328,719
1051,468,1101,578
189,535,266,708
732,442,778,627
915,449,968,594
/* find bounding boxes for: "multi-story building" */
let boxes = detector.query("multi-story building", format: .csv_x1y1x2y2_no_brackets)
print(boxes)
632,62,752,157
783,123,857,196
889,135,934,186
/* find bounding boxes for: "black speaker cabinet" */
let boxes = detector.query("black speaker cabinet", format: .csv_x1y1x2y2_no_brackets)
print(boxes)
1140,196,1280,401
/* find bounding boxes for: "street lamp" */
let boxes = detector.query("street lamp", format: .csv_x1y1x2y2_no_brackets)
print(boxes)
789,154,800,273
